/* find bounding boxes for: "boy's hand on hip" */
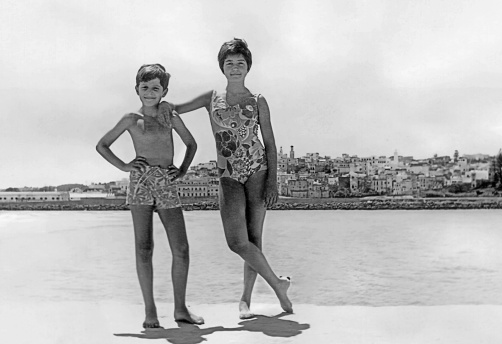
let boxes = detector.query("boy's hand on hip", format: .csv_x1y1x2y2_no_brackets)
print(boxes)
167,165,183,181
123,156,148,172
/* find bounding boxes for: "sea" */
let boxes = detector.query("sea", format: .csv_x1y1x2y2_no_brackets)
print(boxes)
1,210,501,306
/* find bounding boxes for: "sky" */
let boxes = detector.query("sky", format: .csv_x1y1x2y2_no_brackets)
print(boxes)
1,0,502,188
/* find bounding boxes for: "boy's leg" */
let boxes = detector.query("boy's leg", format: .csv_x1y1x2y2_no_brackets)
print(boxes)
130,205,159,328
219,177,293,313
157,207,204,325
239,171,267,318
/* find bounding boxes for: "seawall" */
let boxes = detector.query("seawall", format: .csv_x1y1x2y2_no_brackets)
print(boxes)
2,197,502,210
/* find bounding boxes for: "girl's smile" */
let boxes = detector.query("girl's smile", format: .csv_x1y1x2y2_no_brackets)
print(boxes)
223,54,248,81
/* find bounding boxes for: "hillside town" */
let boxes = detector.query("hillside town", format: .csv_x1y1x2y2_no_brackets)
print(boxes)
181,146,496,199
0,146,500,203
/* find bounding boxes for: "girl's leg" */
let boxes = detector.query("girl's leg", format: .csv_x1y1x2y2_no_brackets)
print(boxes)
219,177,292,313
158,207,204,324
130,205,159,328
240,171,267,318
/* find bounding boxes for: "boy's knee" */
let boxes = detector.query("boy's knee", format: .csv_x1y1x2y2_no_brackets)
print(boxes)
172,244,189,260
136,242,154,261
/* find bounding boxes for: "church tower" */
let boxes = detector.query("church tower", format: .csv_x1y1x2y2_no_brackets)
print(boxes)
393,150,399,167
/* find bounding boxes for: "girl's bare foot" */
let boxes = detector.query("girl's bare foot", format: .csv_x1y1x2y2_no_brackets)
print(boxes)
174,307,204,325
276,276,293,313
239,300,255,319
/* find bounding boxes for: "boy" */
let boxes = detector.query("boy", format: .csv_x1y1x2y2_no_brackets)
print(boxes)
96,64,203,327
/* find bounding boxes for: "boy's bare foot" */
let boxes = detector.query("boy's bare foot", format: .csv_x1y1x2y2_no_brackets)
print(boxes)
276,276,293,313
142,315,160,329
174,307,204,325
239,301,255,319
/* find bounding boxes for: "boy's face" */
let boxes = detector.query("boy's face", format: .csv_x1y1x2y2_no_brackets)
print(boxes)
135,78,168,107
223,54,248,81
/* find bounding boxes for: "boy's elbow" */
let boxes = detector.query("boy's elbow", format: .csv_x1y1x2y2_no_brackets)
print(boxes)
96,145,103,156
96,141,108,154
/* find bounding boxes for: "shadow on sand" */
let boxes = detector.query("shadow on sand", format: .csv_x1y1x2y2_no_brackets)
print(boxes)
114,312,310,344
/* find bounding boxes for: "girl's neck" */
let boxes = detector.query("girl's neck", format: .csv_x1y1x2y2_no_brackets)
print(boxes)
226,81,248,95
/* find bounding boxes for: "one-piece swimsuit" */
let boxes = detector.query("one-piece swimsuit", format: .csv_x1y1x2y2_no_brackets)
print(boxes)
209,90,268,184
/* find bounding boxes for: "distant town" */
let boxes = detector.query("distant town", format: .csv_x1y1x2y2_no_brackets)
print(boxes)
1,146,502,203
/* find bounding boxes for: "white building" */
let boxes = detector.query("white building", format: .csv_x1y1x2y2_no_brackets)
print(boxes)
177,176,218,198
69,192,116,200
194,161,217,170
0,191,70,202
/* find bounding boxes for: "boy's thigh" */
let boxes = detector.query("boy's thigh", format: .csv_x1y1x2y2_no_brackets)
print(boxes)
157,207,189,244
157,207,185,228
130,205,155,242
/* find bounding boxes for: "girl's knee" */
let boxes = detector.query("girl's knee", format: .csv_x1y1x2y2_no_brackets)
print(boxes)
228,240,248,254
249,236,263,249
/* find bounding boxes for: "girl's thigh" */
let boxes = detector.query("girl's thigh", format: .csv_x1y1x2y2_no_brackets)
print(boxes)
219,177,248,244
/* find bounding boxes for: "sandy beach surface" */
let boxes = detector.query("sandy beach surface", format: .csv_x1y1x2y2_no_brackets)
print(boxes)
1,301,501,344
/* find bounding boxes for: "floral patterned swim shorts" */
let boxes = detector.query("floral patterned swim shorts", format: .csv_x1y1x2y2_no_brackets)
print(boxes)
126,166,181,210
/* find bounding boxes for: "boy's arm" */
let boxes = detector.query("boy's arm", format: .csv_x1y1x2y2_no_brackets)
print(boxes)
159,91,212,116
169,114,197,180
96,114,147,172
257,95,278,207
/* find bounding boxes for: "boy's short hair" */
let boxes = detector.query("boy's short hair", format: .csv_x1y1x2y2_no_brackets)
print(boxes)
217,38,252,73
136,64,170,89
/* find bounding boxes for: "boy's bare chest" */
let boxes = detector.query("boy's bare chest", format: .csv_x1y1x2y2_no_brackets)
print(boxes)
130,118,172,143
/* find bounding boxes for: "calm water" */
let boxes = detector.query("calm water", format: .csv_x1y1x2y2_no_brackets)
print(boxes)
1,210,501,306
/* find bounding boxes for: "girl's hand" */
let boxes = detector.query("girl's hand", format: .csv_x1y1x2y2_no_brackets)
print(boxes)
158,101,173,116
264,183,278,208
123,156,148,172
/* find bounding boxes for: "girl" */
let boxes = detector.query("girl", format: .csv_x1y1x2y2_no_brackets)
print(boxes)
163,38,292,318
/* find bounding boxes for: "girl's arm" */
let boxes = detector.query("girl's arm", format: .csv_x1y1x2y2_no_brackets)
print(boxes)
257,95,279,207
96,114,147,172
159,91,213,116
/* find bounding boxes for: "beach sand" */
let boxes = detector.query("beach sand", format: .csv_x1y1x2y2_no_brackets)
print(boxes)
1,302,500,344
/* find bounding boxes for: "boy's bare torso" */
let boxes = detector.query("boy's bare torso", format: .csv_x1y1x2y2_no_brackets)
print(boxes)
127,113,174,168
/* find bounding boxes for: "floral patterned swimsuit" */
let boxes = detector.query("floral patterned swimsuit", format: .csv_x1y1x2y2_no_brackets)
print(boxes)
209,91,268,184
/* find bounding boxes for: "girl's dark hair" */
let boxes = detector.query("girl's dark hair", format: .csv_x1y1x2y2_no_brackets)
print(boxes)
217,38,252,73
136,64,170,89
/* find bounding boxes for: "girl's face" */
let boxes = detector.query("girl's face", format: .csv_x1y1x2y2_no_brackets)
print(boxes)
222,54,248,81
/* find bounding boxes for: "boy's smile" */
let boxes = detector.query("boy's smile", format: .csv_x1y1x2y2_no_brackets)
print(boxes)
223,54,248,81
136,78,167,107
